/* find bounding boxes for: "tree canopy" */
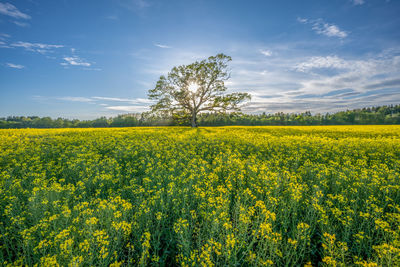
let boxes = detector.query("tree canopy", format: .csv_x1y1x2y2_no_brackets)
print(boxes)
148,53,251,127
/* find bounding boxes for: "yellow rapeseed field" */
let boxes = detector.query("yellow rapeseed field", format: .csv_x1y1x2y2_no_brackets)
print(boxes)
0,126,399,266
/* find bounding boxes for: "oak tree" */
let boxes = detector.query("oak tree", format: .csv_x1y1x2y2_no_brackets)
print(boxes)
148,53,251,127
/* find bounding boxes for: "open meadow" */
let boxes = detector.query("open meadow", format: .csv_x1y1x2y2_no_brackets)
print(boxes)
1,126,400,266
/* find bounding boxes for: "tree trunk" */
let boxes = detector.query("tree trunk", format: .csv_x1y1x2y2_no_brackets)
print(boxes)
191,112,197,127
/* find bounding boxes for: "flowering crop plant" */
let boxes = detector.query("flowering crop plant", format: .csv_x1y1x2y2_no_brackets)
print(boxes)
0,126,399,266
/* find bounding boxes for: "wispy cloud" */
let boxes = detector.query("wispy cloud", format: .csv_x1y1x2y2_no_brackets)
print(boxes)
93,96,154,104
287,53,399,108
260,49,272,56
57,97,95,103
61,56,91,67
6,62,24,69
0,33,10,47
314,23,348,38
3,39,97,69
0,40,10,48
11,41,64,53
364,78,400,90
294,56,350,72
83,67,102,71
118,0,150,11
12,21,29,27
225,44,400,114
131,0,150,9
154,43,171,49
106,15,119,20
50,96,154,113
55,96,153,106
298,18,348,38
297,17,308,23
92,96,133,102
0,33,10,39
105,105,149,112
352,0,365,5
0,2,30,19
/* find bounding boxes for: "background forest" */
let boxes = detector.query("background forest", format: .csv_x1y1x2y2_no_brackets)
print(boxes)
1,104,399,128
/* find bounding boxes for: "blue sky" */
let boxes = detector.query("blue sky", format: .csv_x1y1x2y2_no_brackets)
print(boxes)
1,0,399,119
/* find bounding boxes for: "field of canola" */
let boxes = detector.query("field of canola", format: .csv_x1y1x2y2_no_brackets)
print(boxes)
1,126,400,266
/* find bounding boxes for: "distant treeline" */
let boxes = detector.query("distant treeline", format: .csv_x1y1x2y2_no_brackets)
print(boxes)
1,104,400,128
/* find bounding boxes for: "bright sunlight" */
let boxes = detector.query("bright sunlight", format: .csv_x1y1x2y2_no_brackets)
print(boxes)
188,82,199,93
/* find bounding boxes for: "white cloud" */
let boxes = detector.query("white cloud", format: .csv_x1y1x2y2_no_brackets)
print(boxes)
83,67,102,71
92,96,133,102
154,43,171,49
226,46,400,114
0,33,10,39
299,18,348,38
55,96,153,113
291,52,400,99
11,41,64,53
6,63,24,69
12,21,29,27
352,0,365,5
92,96,154,105
260,49,272,56
297,17,308,23
0,40,8,48
105,105,149,112
5,40,94,69
295,56,350,72
62,56,91,67
55,96,154,109
0,2,30,19
57,97,95,103
0,34,9,47
314,23,348,38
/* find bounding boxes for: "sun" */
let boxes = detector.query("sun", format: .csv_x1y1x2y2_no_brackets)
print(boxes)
188,82,199,93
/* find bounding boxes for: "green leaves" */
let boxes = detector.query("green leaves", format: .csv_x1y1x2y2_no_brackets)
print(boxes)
148,54,251,127
209,93,252,112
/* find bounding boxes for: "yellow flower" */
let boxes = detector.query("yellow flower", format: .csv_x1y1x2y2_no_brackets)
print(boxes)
85,217,98,225
288,238,298,248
